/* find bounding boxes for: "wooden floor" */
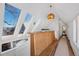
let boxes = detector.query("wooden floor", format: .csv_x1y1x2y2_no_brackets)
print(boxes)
54,36,74,56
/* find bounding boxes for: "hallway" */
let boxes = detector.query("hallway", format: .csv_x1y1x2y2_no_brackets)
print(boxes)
54,36,74,56
0,3,78,56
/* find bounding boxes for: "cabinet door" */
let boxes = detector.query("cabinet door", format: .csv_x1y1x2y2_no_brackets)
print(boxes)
30,31,55,56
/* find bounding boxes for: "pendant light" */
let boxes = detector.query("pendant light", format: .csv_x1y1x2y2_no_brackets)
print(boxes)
47,4,55,21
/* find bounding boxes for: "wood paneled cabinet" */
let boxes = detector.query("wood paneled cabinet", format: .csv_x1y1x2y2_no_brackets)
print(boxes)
30,31,58,56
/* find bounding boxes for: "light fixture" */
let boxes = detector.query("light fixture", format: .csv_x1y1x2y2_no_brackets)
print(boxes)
47,4,55,21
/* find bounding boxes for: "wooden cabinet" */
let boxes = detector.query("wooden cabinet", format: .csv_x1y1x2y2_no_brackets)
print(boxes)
30,31,58,56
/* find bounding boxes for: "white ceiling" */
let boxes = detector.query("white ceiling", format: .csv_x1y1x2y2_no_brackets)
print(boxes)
9,3,79,24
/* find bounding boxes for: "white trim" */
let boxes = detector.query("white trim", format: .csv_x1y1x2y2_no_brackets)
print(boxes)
14,11,25,35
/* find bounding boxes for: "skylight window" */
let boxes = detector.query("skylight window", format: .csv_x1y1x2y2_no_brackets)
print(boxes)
2,42,11,52
19,24,25,34
19,13,32,34
3,3,21,36
25,13,32,23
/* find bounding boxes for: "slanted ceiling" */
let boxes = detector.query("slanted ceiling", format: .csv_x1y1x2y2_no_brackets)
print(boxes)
9,3,79,24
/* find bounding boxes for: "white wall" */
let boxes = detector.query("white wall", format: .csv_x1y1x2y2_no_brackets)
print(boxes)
58,19,65,37
76,16,79,48
76,16,79,55
31,14,60,39
67,22,73,42
67,17,79,55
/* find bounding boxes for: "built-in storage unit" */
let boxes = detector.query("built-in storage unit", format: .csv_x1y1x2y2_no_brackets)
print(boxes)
30,31,58,56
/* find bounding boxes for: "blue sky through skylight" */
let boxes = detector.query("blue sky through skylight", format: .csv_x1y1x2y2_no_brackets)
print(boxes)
25,13,32,23
4,3,21,27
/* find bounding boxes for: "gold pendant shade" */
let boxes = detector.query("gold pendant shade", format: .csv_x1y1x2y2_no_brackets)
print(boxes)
47,13,55,20
47,4,55,21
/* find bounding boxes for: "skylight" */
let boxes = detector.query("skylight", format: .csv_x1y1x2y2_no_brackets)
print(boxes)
3,3,21,36
19,13,32,34
25,13,32,23
19,24,25,34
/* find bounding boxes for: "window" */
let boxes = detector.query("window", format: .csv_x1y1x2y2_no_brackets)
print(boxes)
2,42,11,52
25,13,32,24
3,3,21,36
19,13,32,34
19,24,25,34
